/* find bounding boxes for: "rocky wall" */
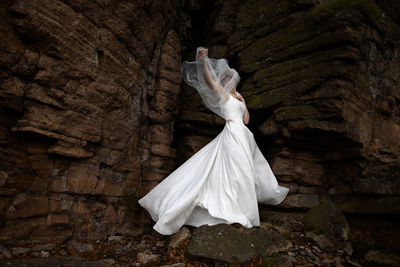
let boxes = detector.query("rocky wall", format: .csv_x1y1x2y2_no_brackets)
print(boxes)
176,0,400,214
0,0,399,248
0,0,181,245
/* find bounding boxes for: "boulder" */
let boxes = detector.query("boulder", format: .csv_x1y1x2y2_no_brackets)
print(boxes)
186,224,292,264
303,196,350,251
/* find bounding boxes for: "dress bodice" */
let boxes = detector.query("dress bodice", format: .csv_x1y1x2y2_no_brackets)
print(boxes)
221,93,245,123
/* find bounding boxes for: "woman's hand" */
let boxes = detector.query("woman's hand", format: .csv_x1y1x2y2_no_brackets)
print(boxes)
238,93,250,125
197,48,223,94
237,93,245,103
198,48,208,60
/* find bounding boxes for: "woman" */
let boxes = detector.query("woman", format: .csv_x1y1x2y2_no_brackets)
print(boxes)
138,47,289,235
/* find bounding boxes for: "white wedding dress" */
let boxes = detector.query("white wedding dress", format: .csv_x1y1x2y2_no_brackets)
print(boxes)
138,92,289,235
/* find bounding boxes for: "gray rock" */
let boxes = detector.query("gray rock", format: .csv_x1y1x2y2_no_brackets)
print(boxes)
303,196,350,250
261,254,297,267
186,223,292,263
305,231,333,251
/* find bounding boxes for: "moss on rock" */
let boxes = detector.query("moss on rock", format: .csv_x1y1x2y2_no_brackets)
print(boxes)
311,0,397,36
304,196,350,242
274,105,320,122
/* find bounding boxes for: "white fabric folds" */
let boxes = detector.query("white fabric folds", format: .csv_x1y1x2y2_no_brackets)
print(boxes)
138,47,290,235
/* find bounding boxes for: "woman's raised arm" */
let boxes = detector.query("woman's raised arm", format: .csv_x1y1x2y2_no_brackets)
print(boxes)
198,48,224,94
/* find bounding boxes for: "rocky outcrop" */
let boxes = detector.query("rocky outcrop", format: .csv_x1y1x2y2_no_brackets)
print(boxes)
0,0,399,251
186,224,292,264
0,0,181,245
303,196,351,252
177,0,400,214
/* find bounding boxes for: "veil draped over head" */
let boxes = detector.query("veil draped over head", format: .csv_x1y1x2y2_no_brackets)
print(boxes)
181,47,240,119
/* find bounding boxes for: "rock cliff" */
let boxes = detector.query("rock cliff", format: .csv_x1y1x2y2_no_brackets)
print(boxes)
0,0,399,249
177,0,400,215
0,0,181,244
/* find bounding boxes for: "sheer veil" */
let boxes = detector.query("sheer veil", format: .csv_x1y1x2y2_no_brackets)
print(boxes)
181,47,240,120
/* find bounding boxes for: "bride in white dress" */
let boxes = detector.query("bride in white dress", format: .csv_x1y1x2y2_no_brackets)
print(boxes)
138,47,289,235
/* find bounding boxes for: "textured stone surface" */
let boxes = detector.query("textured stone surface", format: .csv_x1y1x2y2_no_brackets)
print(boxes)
364,249,400,266
0,0,399,250
304,196,351,251
0,0,181,244
169,227,191,249
186,224,292,263
0,256,117,267
176,0,400,213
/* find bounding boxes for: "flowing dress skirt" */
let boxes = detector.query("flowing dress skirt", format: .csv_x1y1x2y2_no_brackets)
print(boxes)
138,120,289,235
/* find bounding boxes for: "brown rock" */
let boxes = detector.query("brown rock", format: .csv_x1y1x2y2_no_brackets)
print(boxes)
67,240,94,254
48,195,74,213
150,144,176,158
49,162,99,194
0,217,46,240
30,227,73,244
46,214,70,226
0,0,182,244
279,194,320,209
148,124,173,145
364,249,400,266
6,194,49,219
48,140,93,159
136,252,159,265
1,0,399,248
93,168,125,196
0,171,8,187
177,0,400,218
258,117,280,136
270,157,324,185
169,227,191,248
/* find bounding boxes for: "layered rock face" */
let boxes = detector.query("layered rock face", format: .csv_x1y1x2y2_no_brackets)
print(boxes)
177,0,400,214
0,0,181,244
0,0,399,247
